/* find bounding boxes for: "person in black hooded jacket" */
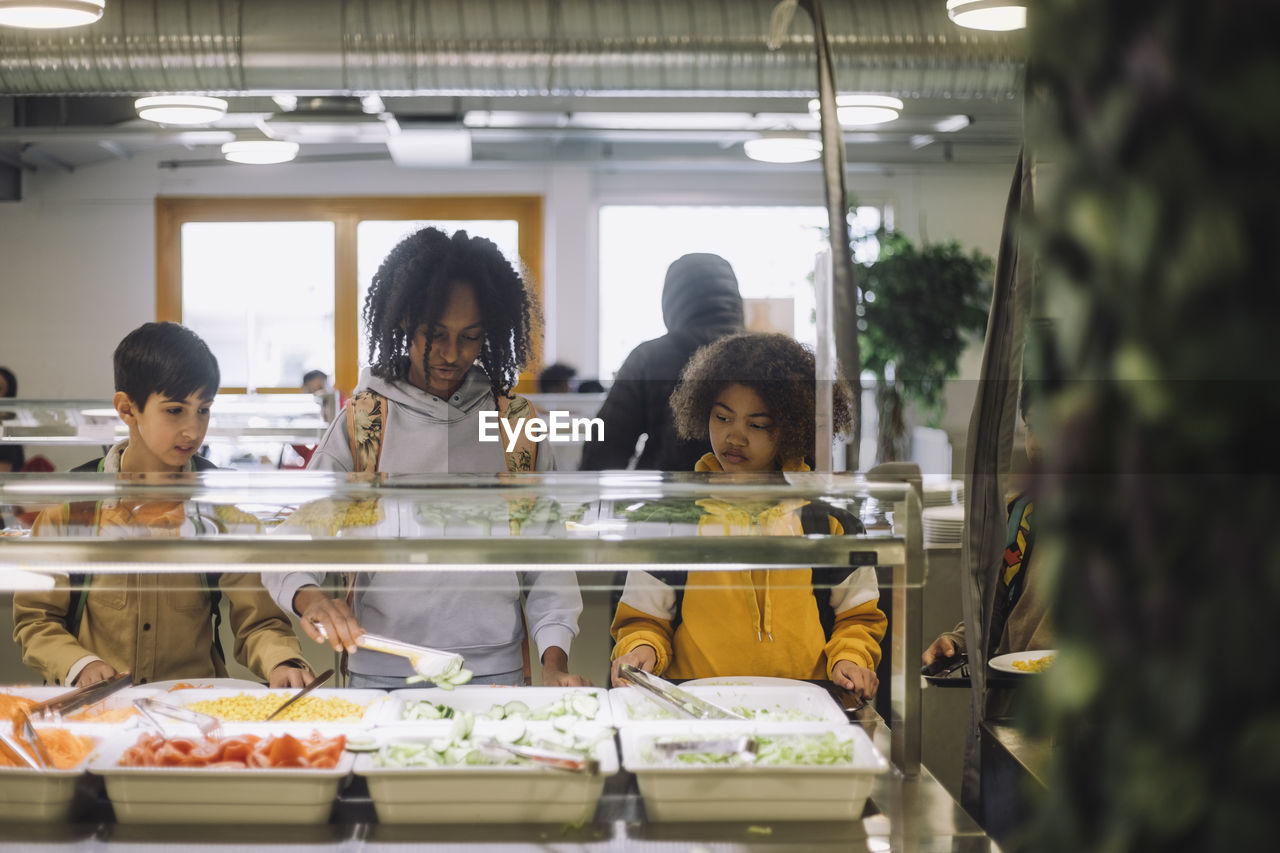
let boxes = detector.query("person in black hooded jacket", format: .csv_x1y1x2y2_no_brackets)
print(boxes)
580,253,744,471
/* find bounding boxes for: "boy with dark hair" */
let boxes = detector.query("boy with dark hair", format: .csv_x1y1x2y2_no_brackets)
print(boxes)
12,322,312,688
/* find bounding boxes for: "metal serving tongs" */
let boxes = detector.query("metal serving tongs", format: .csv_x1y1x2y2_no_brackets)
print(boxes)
479,739,601,775
0,711,56,769
313,624,466,682
652,735,760,763
133,697,223,740
29,671,133,721
616,663,746,721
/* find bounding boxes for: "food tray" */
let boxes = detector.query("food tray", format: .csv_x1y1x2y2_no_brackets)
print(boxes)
375,685,612,727
0,684,164,729
619,721,888,822
88,729,354,824
163,687,386,730
609,683,847,724
0,729,100,822
355,722,618,824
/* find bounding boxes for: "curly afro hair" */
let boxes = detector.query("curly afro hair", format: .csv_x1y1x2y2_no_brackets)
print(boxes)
363,227,536,396
670,332,853,466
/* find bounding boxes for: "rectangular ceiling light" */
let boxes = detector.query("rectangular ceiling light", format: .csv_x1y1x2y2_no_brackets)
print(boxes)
387,128,473,167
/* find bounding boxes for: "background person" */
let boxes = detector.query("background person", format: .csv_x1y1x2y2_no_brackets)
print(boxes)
580,253,744,472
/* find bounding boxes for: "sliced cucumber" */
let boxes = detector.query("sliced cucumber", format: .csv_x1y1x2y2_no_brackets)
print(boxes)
344,734,378,752
429,737,453,753
570,693,601,718
502,700,530,716
449,711,475,740
552,714,576,733
491,717,527,744
485,705,507,720
452,668,474,686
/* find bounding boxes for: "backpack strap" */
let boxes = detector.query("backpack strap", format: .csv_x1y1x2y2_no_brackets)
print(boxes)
496,394,539,472
344,391,387,473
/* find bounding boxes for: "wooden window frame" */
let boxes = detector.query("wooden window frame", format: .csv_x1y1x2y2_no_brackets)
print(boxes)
156,196,545,394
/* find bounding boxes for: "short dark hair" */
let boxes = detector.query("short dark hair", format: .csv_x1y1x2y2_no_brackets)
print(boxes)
302,369,328,387
114,322,220,411
0,366,15,397
538,362,576,393
363,227,536,397
670,332,853,465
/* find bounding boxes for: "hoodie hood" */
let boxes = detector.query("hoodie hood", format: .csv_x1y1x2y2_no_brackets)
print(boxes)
359,364,494,424
660,253,744,336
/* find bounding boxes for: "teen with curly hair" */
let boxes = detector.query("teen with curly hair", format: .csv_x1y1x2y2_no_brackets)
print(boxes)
266,227,587,689
609,333,885,699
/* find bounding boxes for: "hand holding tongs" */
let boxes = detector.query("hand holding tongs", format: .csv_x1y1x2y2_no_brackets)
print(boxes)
313,624,464,680
617,663,746,720
479,739,601,774
29,671,132,721
133,697,223,740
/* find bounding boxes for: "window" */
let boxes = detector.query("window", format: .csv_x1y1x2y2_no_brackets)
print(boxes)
597,204,888,379
157,197,543,393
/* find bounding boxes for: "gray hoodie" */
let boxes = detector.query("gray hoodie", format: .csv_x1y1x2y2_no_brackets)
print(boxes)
265,365,580,678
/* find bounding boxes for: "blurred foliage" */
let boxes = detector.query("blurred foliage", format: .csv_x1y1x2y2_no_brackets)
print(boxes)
1021,1,1280,851
857,230,992,459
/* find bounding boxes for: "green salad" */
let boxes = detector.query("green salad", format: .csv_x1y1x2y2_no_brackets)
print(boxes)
645,732,854,766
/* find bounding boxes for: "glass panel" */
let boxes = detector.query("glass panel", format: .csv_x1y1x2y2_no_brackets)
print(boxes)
598,206,833,379
355,220,521,370
181,222,336,389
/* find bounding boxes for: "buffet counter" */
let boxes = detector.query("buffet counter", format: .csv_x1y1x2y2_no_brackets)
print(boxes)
1,705,994,852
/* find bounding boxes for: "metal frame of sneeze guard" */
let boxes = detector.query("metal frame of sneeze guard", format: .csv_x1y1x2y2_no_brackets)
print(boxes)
865,462,926,776
0,469,924,774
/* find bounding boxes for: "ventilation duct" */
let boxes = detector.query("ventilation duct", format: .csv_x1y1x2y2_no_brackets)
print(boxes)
0,0,1023,99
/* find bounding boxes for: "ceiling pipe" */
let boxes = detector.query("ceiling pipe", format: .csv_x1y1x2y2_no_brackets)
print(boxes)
0,0,1022,98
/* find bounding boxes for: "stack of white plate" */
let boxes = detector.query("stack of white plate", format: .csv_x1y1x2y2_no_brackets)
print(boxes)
922,477,965,508
922,505,965,546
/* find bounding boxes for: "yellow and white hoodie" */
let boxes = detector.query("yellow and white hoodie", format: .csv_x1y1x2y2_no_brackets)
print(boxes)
610,454,886,680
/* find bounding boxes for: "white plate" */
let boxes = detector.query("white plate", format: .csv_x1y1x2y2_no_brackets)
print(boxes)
988,650,1056,675
146,678,264,692
610,683,846,724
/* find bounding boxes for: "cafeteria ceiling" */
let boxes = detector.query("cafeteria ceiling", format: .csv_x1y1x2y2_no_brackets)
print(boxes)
0,0,1026,173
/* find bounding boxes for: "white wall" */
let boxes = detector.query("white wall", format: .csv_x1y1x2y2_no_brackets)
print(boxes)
0,152,1015,466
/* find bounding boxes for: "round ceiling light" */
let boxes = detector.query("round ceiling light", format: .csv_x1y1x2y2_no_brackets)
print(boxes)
0,0,105,29
743,134,822,164
945,0,1026,32
135,95,228,126
808,95,905,127
221,140,300,165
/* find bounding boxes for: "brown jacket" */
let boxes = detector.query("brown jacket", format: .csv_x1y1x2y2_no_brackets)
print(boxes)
12,501,305,685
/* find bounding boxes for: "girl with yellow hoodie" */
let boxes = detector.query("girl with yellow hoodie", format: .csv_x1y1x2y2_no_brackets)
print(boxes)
608,333,886,700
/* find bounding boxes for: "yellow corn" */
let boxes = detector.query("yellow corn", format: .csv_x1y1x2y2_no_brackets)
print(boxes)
183,692,365,722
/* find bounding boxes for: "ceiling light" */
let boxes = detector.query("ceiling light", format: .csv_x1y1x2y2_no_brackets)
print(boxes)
0,0,104,29
807,95,904,127
946,0,1026,31
933,114,972,133
909,134,936,150
135,95,228,126
743,133,822,164
221,139,299,165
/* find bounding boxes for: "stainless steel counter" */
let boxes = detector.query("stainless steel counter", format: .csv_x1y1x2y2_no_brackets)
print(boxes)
0,707,997,852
